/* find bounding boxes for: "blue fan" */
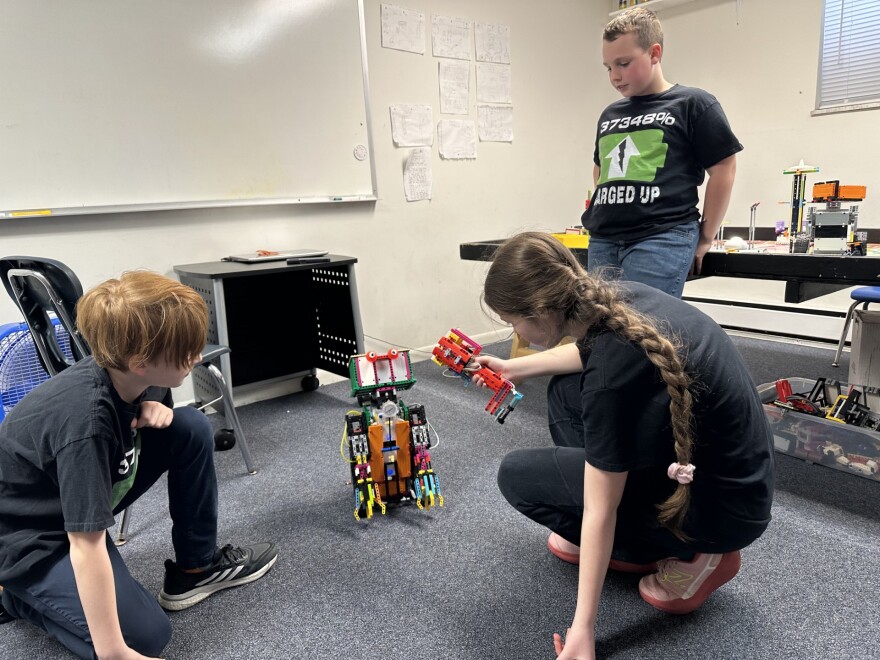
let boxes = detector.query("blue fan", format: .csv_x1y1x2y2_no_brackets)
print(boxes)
0,320,72,422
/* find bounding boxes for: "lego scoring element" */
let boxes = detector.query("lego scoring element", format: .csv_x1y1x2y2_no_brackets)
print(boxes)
344,349,442,521
431,328,523,424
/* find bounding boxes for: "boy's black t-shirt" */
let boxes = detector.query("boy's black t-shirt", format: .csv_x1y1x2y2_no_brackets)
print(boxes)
583,84,743,240
0,357,169,584
577,283,774,548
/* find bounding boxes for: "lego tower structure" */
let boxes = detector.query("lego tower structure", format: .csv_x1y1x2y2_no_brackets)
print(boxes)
783,159,819,253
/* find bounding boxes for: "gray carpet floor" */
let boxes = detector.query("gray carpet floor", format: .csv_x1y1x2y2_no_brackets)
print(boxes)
3,335,878,659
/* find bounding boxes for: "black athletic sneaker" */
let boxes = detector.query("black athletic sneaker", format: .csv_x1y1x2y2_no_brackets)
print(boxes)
158,542,278,611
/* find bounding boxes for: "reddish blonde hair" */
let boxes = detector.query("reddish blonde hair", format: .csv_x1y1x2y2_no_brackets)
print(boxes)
77,270,207,371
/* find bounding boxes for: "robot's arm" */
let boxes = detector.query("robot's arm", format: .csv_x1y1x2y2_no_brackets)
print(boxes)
407,404,443,509
345,411,385,520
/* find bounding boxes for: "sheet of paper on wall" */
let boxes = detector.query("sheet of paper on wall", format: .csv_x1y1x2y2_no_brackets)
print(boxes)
390,104,434,147
475,22,510,64
381,4,425,54
439,60,470,115
476,63,512,104
432,15,472,60
404,147,432,202
478,104,513,142
438,119,477,160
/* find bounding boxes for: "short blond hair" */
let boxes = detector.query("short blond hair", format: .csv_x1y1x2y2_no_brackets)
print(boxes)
77,271,208,371
604,7,663,51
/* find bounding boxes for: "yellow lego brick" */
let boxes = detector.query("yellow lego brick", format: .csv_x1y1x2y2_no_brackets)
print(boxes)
551,232,589,249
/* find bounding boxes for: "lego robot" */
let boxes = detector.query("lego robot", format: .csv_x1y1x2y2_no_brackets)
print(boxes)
343,348,442,520
807,180,867,255
431,328,523,424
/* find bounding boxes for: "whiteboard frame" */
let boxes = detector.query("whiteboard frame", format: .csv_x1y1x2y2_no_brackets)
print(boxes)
0,0,378,219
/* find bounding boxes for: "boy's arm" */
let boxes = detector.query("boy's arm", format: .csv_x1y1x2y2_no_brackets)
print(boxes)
68,530,130,658
695,154,737,275
593,164,600,188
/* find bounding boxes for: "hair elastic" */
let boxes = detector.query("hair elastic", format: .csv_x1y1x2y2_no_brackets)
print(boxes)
667,462,695,484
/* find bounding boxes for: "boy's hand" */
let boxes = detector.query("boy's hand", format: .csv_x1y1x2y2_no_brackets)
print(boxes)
132,401,173,430
692,234,714,276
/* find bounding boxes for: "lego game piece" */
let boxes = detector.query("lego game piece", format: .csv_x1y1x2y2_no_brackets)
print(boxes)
431,328,523,424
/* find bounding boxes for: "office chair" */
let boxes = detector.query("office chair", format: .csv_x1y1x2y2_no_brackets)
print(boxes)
832,286,880,368
0,256,257,545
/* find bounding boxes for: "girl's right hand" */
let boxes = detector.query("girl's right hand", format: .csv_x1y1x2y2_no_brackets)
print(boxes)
471,355,521,386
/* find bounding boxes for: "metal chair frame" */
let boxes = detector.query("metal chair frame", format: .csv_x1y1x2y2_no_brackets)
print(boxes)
832,286,880,368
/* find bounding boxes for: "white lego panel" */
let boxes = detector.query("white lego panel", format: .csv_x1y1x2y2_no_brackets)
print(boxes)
353,351,412,388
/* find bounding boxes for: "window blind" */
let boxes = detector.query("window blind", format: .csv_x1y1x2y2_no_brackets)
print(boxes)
817,0,880,109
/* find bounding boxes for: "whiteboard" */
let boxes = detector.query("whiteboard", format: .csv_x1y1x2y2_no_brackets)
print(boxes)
0,0,377,218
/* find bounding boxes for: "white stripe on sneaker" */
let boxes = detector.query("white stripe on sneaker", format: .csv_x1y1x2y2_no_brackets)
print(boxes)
195,571,222,587
196,565,245,587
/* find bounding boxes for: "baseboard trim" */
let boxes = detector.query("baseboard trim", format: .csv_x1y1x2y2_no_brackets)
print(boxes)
687,300,847,343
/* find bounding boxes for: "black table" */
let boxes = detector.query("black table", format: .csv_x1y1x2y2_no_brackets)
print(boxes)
460,240,880,303
174,255,363,399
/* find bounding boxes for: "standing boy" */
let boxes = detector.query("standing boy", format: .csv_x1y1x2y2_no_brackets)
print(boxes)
582,7,742,298
0,271,277,659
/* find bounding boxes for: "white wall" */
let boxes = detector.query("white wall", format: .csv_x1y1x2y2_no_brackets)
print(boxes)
656,0,876,231
1,0,875,400
0,0,606,400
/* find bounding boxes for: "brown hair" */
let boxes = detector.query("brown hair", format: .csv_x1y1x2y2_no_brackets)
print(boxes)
483,232,694,537
76,270,208,371
604,7,663,51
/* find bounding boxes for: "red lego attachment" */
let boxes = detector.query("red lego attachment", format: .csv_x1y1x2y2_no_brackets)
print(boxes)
431,328,523,424
773,378,824,416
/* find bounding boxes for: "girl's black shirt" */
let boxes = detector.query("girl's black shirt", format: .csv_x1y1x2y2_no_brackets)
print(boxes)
576,282,774,547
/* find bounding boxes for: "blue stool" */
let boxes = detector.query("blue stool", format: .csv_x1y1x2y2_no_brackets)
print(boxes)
832,286,880,367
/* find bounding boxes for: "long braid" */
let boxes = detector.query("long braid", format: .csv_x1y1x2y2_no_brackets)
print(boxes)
483,231,696,537
577,277,695,538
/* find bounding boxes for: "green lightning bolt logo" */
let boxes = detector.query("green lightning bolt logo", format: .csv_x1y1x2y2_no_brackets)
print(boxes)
597,129,668,184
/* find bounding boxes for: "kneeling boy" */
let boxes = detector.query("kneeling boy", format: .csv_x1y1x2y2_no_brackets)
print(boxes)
0,270,277,659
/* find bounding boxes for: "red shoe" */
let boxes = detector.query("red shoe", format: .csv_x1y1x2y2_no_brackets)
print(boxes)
547,532,579,565
609,558,659,575
638,550,741,615
547,533,658,574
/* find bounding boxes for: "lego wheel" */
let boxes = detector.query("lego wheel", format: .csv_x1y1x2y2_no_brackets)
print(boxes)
387,349,399,359
213,428,236,451
366,351,378,363
302,374,320,391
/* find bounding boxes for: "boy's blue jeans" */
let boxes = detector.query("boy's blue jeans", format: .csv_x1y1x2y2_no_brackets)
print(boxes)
0,406,217,659
586,221,700,298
